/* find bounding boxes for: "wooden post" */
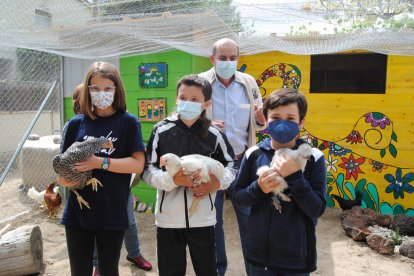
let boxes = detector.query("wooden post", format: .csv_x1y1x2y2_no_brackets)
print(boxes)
0,225,43,276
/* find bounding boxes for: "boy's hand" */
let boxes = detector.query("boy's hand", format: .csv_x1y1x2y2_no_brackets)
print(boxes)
273,154,301,177
258,167,281,194
173,168,195,187
191,172,219,198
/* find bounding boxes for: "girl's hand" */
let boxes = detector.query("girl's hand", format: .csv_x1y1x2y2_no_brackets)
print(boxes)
258,167,281,194
191,172,219,198
74,155,101,172
273,154,301,177
57,175,79,188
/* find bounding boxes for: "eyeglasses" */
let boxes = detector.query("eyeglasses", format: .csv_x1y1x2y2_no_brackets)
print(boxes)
88,85,116,93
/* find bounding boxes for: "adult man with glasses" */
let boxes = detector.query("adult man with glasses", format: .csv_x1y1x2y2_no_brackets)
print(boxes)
199,38,265,276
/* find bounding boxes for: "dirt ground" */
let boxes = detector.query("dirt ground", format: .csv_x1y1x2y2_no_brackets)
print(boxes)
1,177,414,276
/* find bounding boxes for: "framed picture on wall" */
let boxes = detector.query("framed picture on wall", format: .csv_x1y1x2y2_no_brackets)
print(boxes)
138,98,167,122
138,62,168,88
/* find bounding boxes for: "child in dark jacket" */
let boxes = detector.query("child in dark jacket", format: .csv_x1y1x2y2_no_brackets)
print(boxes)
232,88,326,276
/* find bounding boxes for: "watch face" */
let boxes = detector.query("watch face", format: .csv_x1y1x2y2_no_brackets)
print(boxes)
102,163,109,170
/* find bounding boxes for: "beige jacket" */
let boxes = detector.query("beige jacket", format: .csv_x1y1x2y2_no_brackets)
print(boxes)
199,68,265,148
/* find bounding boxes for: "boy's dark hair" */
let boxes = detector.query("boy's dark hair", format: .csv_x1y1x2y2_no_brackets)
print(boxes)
176,75,212,137
263,88,308,121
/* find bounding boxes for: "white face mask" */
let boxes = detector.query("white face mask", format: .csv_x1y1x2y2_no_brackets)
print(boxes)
90,91,115,110
176,100,203,120
215,60,238,79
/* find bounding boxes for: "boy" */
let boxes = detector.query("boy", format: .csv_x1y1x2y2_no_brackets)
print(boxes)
232,88,326,275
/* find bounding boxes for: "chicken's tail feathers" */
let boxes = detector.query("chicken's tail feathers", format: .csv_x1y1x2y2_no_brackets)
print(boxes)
27,187,45,203
52,155,61,173
354,190,363,205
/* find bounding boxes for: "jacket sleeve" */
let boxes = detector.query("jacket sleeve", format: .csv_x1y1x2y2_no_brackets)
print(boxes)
231,148,269,207
142,126,178,191
285,149,327,218
211,128,237,190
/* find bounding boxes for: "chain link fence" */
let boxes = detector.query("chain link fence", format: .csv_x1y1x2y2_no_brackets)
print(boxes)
0,47,61,198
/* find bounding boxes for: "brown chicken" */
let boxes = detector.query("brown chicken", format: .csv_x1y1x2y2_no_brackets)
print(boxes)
44,181,62,218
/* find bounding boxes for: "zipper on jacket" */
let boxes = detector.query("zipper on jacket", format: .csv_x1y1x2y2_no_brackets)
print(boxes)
159,190,165,213
184,188,189,228
266,206,272,267
208,193,213,211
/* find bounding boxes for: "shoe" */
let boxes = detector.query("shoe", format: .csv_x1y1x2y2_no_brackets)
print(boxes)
127,254,152,271
92,267,101,276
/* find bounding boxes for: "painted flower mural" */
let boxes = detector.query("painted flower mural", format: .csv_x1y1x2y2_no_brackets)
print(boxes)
338,154,366,180
364,112,391,129
328,142,351,156
346,130,363,144
384,168,414,199
325,155,338,173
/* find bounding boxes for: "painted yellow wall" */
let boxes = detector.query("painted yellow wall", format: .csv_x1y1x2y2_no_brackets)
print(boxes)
239,52,414,215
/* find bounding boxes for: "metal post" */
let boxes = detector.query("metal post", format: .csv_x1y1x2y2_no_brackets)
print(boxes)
0,79,59,187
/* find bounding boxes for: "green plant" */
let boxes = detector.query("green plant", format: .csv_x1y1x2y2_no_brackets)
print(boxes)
390,226,403,245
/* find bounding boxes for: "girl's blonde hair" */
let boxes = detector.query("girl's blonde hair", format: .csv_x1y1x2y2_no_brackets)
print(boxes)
79,62,126,119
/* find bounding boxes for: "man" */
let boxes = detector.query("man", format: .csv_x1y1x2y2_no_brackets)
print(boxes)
199,38,266,276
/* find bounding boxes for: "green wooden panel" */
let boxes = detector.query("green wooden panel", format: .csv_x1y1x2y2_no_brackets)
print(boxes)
64,97,75,121
131,181,157,206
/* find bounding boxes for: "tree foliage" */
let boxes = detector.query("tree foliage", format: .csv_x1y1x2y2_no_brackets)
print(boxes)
288,0,414,35
320,0,414,32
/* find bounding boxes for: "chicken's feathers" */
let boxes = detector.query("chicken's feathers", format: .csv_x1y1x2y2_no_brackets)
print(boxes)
27,187,45,204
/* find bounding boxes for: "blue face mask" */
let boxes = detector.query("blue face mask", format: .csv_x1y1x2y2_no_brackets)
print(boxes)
215,60,237,79
268,120,300,144
177,100,203,120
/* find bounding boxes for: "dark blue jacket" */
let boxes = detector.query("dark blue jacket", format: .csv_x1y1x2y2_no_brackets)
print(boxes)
232,138,326,273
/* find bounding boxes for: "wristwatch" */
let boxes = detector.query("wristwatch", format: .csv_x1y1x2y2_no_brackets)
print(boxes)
101,157,110,171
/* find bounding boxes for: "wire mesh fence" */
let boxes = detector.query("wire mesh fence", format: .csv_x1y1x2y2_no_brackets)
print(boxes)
0,47,61,198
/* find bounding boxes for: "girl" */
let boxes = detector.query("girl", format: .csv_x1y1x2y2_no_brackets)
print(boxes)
143,74,236,276
57,62,145,276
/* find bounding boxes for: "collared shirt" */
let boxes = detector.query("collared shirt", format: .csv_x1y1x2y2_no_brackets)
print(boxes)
211,79,250,155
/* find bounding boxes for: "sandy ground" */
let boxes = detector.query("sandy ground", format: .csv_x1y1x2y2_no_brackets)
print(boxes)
1,177,414,276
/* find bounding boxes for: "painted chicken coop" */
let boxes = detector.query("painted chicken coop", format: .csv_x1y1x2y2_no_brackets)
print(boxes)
238,50,414,216
63,50,414,216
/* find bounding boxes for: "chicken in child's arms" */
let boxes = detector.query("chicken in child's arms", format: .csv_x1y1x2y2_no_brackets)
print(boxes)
53,137,113,210
160,153,225,216
44,181,62,218
257,143,312,213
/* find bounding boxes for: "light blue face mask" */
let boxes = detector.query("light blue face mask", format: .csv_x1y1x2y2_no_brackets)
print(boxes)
177,100,203,120
215,60,237,79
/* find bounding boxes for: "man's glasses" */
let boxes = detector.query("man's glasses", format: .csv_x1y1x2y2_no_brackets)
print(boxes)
88,85,116,93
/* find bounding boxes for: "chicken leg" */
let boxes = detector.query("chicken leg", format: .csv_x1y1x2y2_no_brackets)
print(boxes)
86,177,103,191
72,190,91,210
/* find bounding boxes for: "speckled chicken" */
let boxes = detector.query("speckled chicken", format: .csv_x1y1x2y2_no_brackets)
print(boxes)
53,137,113,209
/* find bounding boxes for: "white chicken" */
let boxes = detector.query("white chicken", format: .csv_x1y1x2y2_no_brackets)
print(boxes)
160,153,225,216
257,143,312,213
27,187,46,206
